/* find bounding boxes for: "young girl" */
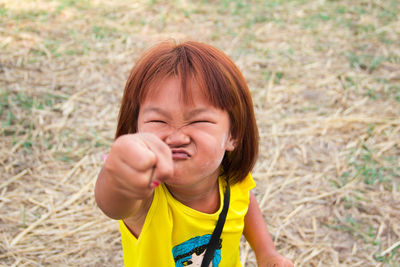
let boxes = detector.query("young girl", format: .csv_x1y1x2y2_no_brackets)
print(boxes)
95,40,293,267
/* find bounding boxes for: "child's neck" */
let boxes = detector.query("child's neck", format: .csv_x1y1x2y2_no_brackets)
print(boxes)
166,179,220,214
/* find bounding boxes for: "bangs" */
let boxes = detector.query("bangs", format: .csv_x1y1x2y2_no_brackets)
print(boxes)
139,43,235,111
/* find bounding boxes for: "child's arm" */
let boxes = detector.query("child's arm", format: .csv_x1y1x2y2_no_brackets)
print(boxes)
95,133,173,220
243,191,293,267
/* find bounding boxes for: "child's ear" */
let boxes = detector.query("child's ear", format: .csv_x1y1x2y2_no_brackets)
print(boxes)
226,135,237,152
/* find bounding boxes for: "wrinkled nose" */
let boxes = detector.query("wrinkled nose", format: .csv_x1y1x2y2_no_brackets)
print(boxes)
165,128,190,147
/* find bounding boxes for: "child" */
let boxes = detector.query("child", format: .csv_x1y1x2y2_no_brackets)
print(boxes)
95,40,293,267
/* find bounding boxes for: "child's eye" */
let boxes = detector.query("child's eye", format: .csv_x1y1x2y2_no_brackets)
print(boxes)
190,120,213,124
148,120,166,124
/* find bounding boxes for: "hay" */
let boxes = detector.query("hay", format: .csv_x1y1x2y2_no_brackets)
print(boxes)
1,0,399,266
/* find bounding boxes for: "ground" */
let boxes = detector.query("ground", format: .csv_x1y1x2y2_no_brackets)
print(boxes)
0,0,399,266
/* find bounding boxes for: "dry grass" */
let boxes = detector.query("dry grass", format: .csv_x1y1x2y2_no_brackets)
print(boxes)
1,0,399,266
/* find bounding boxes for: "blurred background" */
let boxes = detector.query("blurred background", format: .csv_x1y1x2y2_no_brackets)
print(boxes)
0,0,399,266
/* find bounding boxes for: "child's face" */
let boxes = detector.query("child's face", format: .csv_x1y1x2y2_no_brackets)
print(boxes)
137,76,235,187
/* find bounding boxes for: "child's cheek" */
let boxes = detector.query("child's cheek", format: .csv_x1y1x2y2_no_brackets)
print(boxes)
198,134,228,170
199,158,222,171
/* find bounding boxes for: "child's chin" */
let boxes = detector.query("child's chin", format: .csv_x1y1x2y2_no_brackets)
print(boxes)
165,174,195,188
165,175,187,186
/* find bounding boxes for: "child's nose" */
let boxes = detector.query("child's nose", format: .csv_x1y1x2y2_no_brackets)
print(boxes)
165,128,190,147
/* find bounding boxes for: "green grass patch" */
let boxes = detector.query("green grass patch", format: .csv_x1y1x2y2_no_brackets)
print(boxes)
12,9,50,21
348,52,386,72
332,143,398,189
324,215,375,242
0,90,67,131
364,82,400,101
43,39,62,57
350,145,395,186
56,0,91,11
373,242,400,265
324,215,399,265
0,5,7,17
92,25,120,41
263,71,284,84
0,91,9,117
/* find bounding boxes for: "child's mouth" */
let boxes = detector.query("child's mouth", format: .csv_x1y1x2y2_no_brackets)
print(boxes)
171,149,191,160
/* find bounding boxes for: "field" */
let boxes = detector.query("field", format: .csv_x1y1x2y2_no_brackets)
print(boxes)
0,0,399,266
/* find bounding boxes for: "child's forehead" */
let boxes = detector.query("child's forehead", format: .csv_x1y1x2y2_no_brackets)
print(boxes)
143,75,216,107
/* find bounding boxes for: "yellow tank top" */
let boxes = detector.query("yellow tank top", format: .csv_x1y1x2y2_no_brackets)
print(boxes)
119,173,255,267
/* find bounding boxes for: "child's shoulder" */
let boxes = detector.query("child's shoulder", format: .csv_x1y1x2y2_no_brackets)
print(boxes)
229,173,256,192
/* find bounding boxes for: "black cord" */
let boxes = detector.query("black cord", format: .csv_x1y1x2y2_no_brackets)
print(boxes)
201,184,230,267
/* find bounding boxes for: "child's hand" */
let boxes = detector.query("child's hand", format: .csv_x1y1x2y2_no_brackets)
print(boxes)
259,253,294,267
104,133,173,200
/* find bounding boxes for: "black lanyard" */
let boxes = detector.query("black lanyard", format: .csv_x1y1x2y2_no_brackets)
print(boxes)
201,184,230,267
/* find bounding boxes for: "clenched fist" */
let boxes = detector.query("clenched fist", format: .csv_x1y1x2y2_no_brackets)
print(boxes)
95,133,173,219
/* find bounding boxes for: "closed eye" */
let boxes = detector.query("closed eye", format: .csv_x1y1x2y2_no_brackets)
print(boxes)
190,120,214,124
148,120,166,123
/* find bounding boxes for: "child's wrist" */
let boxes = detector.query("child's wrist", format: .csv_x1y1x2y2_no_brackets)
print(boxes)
256,249,279,262
256,251,293,267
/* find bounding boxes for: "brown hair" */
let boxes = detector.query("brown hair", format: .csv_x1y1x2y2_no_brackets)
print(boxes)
116,40,259,184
